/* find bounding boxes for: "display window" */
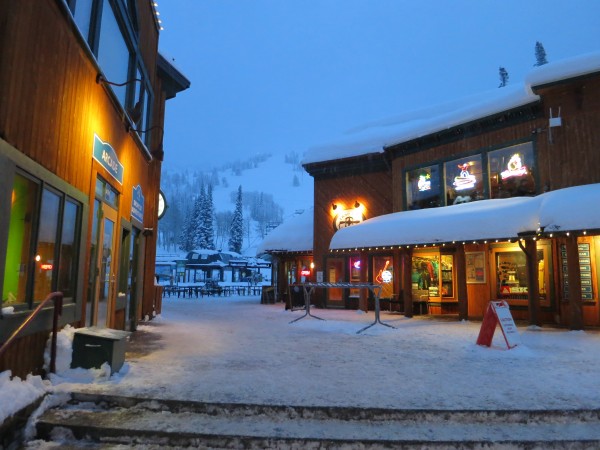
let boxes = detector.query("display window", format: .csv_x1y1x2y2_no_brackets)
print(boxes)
349,256,361,298
2,171,82,308
491,243,551,306
412,254,440,298
406,164,442,210
488,142,536,198
373,256,394,299
444,155,484,205
440,254,454,298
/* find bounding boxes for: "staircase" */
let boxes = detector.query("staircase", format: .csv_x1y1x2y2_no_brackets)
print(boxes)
32,392,600,449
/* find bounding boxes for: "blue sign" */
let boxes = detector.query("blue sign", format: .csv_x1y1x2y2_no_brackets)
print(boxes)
93,134,124,184
132,185,145,223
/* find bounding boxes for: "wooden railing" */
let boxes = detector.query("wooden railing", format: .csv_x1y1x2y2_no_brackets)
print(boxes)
0,292,64,374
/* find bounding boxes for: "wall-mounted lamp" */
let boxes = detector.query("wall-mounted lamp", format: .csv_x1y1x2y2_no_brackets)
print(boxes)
332,203,338,211
143,227,154,237
127,125,165,161
354,201,361,208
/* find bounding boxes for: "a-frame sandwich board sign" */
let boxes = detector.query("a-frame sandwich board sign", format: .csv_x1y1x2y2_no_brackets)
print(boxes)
476,300,520,349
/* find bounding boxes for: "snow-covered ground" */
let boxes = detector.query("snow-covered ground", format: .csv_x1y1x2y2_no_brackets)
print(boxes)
3,294,600,444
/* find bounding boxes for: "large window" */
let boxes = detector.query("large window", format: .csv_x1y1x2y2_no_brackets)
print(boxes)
444,155,484,205
2,172,82,308
406,165,442,210
68,0,153,132
488,142,536,198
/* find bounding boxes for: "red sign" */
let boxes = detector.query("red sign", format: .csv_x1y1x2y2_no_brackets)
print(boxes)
476,301,520,349
300,269,311,276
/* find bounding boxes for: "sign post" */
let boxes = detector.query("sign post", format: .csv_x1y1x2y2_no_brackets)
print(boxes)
476,300,520,349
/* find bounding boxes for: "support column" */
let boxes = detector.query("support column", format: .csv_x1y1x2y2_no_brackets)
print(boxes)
565,236,583,330
359,250,368,312
455,243,468,321
401,248,413,318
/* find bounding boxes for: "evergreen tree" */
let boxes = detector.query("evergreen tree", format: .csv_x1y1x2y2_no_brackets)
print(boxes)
201,184,215,250
534,41,548,66
191,187,206,249
228,186,244,254
178,204,194,252
498,67,509,88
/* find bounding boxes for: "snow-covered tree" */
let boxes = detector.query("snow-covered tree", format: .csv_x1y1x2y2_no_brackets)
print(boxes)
178,204,194,252
228,186,244,253
191,190,205,250
534,41,548,66
200,184,215,250
498,67,509,88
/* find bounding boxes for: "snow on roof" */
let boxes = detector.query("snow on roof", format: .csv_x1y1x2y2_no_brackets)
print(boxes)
255,207,314,254
329,183,600,250
303,52,600,166
525,51,600,89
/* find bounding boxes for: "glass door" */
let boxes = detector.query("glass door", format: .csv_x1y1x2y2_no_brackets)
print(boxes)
326,258,345,307
89,203,119,328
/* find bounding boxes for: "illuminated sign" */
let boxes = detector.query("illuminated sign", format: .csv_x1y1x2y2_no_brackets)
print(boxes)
40,264,53,270
453,163,476,191
300,269,311,276
376,260,392,284
353,260,361,270
417,173,431,192
333,204,365,231
132,185,145,223
93,134,124,185
501,154,528,179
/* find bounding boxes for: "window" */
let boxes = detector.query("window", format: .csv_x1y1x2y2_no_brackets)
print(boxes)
2,172,82,307
68,0,153,128
406,164,442,210
492,244,550,305
412,254,440,298
444,155,484,205
3,173,39,305
97,0,131,107
560,240,596,303
488,143,536,198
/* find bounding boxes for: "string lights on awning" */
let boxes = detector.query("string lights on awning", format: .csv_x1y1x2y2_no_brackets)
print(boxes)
329,228,594,253
151,1,163,31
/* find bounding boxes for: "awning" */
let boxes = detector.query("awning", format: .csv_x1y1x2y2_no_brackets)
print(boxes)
329,183,600,250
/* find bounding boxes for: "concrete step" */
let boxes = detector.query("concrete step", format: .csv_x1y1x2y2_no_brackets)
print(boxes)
33,392,600,449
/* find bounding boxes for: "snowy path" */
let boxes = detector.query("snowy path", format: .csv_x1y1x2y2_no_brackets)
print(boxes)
47,295,600,411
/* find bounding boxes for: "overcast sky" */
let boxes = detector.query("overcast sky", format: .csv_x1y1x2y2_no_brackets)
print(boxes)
157,1,600,171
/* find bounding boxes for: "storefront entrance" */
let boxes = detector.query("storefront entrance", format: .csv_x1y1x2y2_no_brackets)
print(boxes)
87,185,120,329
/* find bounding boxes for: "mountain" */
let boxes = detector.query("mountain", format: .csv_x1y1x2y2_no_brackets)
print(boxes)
158,152,313,256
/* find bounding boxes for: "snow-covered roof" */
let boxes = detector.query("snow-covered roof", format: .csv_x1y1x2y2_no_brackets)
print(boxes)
329,183,600,250
303,51,600,166
256,208,314,254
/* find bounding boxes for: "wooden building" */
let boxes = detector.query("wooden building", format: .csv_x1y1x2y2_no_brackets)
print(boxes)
0,0,189,378
300,52,600,329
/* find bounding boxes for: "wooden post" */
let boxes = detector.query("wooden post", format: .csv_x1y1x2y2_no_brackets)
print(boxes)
565,236,584,330
455,243,468,321
522,239,541,327
401,248,413,318
359,250,368,312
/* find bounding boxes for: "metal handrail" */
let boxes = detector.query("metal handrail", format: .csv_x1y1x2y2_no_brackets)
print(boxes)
0,291,64,374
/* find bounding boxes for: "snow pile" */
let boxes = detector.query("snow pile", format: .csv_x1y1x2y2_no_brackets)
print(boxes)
0,371,48,424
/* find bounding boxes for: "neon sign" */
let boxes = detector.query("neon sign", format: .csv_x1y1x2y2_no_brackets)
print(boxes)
376,260,392,284
40,264,53,270
501,154,528,179
453,163,477,191
353,260,361,269
300,269,311,276
417,173,431,192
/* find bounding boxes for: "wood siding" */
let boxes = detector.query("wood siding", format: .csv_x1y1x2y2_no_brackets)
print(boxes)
0,0,165,375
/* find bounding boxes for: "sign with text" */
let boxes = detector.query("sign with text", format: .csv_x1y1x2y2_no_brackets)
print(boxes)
131,185,145,224
93,134,124,185
476,301,520,349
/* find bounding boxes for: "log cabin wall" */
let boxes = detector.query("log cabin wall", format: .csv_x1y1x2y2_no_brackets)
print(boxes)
532,75,600,189
0,0,176,377
311,164,392,305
